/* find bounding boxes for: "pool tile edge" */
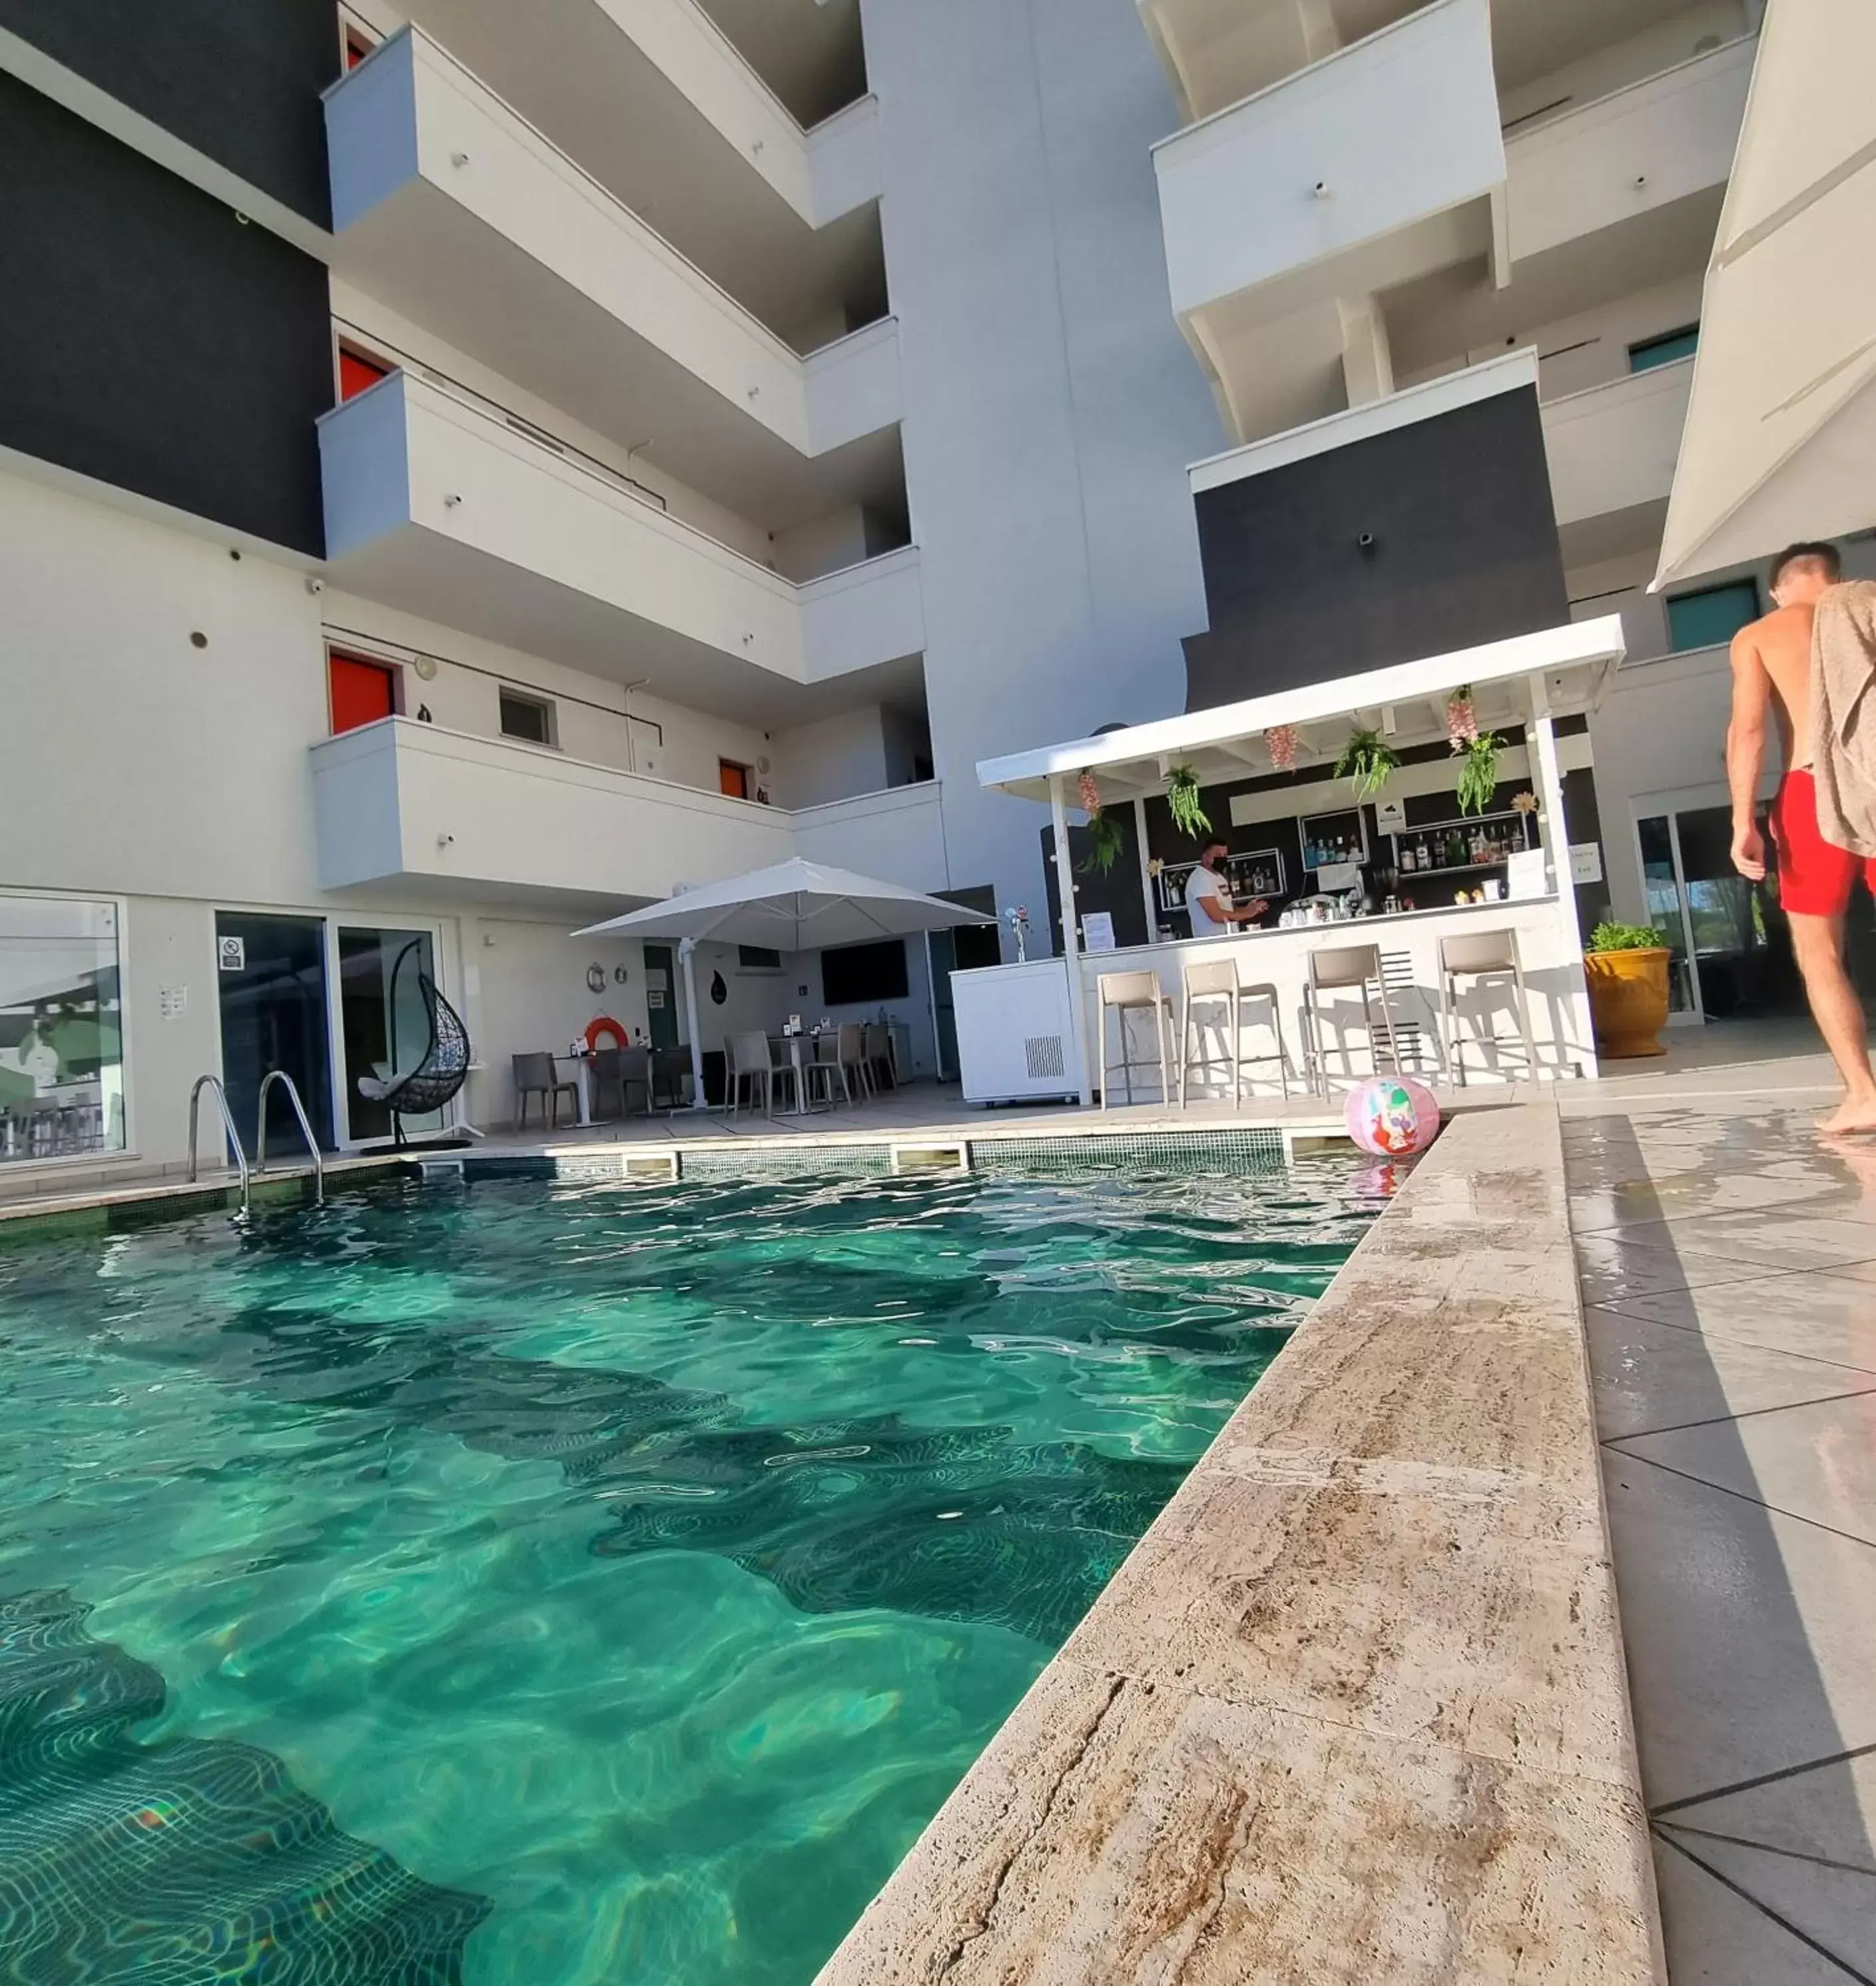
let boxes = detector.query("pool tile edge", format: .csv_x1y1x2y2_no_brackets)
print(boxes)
811,1102,1667,1986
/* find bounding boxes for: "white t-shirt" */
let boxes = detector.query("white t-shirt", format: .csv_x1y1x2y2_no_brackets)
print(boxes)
1186,864,1231,939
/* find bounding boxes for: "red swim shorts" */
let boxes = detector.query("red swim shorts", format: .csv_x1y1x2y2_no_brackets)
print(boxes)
1771,769,1876,917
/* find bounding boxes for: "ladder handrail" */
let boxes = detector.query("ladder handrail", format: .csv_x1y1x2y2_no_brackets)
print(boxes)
256,1070,325,1205
186,1074,250,1215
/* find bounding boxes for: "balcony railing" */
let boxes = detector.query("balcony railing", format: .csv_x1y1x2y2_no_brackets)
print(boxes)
324,27,898,476
1152,0,1504,442
310,718,944,901
1542,356,1694,529
317,370,925,689
1505,35,1754,266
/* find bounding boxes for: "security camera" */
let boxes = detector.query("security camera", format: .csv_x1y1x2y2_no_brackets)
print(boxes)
305,575,326,595
1357,531,1377,551
1312,179,1331,199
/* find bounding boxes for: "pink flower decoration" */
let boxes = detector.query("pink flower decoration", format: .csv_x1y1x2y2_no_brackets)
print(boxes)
1265,724,1298,772
1446,689,1479,750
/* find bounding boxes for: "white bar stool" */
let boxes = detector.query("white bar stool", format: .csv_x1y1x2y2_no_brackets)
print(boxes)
1303,942,1400,1094
1095,970,1174,1106
1178,960,1289,1106
1438,928,1538,1085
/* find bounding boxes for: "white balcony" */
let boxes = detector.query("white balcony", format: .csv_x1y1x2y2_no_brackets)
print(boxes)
1153,0,1505,442
323,27,898,525
310,719,946,908
1506,36,1753,270
1542,357,1693,554
1141,0,1426,126
397,0,884,342
317,372,925,723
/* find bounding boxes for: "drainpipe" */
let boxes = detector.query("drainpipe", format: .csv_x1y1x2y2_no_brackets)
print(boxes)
1049,773,1095,1106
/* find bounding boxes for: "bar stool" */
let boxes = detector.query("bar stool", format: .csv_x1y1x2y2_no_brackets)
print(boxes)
1096,970,1174,1106
1178,960,1290,1107
1303,943,1400,1094
1438,928,1538,1085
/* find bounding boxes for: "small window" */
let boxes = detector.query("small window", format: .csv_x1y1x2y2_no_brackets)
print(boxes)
822,939,909,1007
1628,324,1699,372
718,760,751,800
1666,579,1759,653
498,688,555,746
737,946,782,971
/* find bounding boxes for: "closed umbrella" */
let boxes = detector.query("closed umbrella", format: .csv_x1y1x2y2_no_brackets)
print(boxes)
1654,1,1876,585
573,859,986,1104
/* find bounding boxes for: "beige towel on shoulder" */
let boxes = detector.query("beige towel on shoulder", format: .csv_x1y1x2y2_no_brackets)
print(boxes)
1809,580,1876,858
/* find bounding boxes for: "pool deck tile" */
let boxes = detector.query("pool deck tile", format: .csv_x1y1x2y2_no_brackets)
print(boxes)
814,1102,1664,1985
1565,1098,1876,1986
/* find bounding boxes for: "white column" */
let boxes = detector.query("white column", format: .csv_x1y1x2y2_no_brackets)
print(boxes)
1050,775,1094,1107
1133,797,1157,940
1338,296,1395,408
1529,685,1578,938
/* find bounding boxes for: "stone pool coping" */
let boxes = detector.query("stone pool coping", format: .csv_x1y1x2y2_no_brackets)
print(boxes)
812,1100,1665,1985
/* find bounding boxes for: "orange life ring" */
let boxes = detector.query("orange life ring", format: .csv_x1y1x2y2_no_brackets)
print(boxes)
585,1016,629,1054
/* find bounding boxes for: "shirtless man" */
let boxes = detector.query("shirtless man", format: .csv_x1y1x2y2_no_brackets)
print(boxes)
1727,539,1876,1132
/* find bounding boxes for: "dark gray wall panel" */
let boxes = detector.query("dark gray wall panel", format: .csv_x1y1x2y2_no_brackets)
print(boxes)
0,0,336,224
0,75,332,554
1185,388,1569,711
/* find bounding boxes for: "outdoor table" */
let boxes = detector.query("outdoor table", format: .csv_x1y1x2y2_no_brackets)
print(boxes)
553,1050,597,1128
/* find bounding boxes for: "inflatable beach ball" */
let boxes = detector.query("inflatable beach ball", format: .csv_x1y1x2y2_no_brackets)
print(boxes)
1344,1076,1440,1158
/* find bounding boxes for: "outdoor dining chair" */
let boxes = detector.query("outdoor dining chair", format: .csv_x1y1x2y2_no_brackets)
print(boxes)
512,1051,578,1130
726,1032,777,1118
591,1045,652,1118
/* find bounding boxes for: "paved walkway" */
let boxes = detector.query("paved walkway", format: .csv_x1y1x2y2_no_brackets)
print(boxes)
1562,1086,1876,1983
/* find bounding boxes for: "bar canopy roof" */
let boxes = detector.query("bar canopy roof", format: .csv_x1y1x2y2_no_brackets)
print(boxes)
976,616,1626,804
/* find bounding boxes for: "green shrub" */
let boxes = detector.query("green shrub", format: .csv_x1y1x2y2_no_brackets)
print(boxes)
1587,920,1666,954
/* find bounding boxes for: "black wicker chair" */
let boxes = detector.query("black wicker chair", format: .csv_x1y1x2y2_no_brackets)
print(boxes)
355,940,471,1146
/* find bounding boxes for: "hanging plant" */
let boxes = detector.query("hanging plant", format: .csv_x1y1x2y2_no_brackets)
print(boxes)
1335,726,1400,799
1456,732,1502,815
1446,685,1480,750
1164,763,1211,840
1077,768,1101,817
1077,809,1125,875
1265,723,1299,773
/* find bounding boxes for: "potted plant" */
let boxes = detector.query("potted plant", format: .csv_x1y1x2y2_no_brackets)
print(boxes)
1455,731,1502,815
1077,809,1125,874
1335,725,1399,799
1164,763,1211,839
1584,921,1672,1058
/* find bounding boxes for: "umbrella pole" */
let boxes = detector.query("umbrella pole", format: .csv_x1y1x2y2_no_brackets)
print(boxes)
678,938,709,1112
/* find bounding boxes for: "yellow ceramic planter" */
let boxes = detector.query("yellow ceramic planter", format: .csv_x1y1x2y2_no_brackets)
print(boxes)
1584,947,1671,1058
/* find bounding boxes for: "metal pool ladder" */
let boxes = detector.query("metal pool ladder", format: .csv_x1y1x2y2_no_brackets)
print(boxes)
256,1070,325,1205
186,1074,251,1215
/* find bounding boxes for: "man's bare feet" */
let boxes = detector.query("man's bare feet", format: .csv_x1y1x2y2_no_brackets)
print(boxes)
1818,1094,1876,1135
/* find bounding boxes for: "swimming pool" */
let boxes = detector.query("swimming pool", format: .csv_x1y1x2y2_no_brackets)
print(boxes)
0,1159,1379,1984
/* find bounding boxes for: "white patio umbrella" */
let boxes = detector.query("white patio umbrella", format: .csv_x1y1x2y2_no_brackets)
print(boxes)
1654,0,1876,586
573,859,990,1104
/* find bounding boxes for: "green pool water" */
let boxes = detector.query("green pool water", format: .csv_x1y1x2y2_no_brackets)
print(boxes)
0,1159,1378,1985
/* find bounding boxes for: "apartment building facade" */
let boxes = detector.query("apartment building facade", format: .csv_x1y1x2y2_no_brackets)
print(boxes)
0,0,1863,1177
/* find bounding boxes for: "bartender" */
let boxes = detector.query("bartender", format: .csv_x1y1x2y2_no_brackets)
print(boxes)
1186,839,1270,938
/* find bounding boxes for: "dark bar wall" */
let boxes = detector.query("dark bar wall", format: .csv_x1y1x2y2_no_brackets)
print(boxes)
1184,388,1570,712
